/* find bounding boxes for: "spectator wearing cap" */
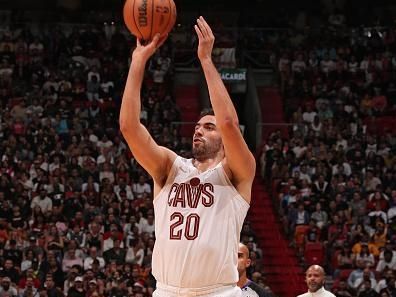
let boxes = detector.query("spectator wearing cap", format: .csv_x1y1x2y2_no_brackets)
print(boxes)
24,236,43,257
86,279,99,297
66,277,85,297
132,280,145,294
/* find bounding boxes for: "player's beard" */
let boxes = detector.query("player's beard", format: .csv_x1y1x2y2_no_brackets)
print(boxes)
307,281,322,292
192,138,222,161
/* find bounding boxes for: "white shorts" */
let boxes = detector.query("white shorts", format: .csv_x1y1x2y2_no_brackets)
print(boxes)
153,282,242,297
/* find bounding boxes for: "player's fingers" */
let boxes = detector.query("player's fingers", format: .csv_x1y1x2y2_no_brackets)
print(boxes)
194,24,203,40
197,17,209,38
199,16,213,37
151,33,161,48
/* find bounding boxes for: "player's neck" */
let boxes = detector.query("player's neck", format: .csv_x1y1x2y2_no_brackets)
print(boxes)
237,275,249,288
193,155,223,173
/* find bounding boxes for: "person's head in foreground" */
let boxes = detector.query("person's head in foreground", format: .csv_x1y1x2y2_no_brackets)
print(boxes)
306,265,325,293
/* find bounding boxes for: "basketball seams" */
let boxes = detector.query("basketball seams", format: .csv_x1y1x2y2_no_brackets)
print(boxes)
124,0,175,41
163,0,172,36
132,0,144,40
149,0,154,41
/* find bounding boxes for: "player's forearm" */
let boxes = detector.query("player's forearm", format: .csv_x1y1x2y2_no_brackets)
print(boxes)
200,59,239,126
119,59,146,131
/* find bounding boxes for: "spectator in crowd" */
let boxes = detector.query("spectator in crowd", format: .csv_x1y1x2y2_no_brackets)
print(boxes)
298,265,336,297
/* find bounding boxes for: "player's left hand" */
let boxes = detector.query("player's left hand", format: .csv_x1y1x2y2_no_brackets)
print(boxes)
194,16,215,62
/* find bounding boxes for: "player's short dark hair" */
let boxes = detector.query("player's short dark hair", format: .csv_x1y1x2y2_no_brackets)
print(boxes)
199,108,214,118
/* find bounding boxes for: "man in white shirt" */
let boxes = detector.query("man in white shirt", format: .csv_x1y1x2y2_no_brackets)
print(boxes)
30,187,52,213
138,213,155,235
103,227,124,252
114,178,134,201
83,247,105,270
297,265,336,297
376,250,396,273
302,106,317,124
292,54,307,74
132,175,152,199
388,192,396,222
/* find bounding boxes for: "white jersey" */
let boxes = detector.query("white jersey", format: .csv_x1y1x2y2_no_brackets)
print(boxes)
152,156,249,288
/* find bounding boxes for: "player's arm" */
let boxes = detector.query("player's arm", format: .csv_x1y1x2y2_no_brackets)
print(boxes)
194,17,256,201
119,35,176,185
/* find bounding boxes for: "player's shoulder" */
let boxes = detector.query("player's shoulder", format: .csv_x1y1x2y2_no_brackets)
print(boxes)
296,292,310,297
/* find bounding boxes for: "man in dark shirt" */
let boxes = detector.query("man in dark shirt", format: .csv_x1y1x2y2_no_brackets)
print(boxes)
237,243,273,297
67,276,85,297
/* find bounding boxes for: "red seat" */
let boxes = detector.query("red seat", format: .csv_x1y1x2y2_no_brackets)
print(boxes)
294,225,309,248
338,269,354,280
304,242,324,265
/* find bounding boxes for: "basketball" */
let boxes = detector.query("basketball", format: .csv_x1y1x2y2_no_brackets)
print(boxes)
123,0,177,41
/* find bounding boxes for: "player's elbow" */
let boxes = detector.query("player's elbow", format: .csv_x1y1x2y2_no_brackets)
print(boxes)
119,118,135,135
219,117,239,131
119,118,128,133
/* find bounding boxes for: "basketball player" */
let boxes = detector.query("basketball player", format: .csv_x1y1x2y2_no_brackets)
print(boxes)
119,16,256,297
297,265,336,297
237,243,273,297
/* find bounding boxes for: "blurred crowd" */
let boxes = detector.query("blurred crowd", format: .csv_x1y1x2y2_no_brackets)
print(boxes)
260,19,396,297
0,23,189,297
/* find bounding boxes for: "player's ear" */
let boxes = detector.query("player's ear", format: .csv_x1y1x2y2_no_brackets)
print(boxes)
246,258,251,268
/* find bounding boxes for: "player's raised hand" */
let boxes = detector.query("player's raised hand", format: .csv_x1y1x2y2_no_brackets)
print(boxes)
194,16,215,62
132,33,168,62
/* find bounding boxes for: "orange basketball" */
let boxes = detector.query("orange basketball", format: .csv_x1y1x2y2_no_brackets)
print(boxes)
123,0,177,41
